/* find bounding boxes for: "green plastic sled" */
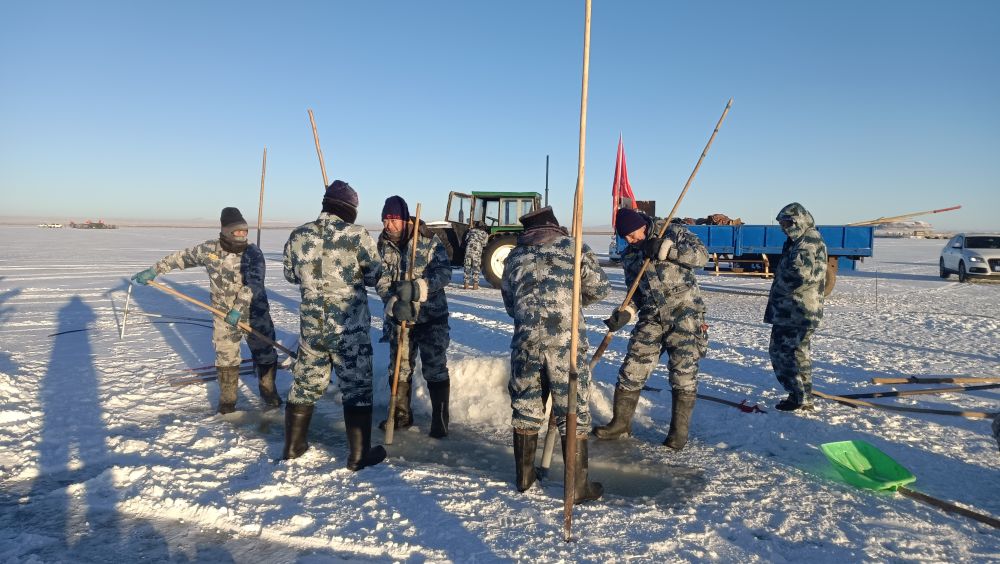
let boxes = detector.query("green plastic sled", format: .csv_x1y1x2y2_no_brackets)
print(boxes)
820,440,917,491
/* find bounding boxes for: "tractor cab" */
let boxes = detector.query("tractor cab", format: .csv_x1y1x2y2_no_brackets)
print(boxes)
441,190,542,288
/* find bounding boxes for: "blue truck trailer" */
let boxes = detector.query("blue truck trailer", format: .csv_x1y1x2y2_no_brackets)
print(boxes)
612,224,875,295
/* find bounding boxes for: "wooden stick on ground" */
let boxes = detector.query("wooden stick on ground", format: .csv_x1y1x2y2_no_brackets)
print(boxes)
839,383,1000,400
812,390,997,419
871,376,1000,385
898,487,1000,529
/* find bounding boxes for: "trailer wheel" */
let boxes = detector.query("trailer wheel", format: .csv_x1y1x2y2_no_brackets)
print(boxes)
482,234,518,289
824,256,839,297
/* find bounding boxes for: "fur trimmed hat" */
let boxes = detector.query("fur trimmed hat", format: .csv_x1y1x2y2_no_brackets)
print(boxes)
519,206,561,229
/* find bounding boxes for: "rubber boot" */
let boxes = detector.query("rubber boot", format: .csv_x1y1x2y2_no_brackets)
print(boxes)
463,281,469,290
378,378,413,431
216,365,239,414
256,363,282,410
592,386,641,440
427,379,450,438
282,403,314,460
344,406,387,471
472,281,479,290
512,429,538,492
561,434,603,504
663,390,696,450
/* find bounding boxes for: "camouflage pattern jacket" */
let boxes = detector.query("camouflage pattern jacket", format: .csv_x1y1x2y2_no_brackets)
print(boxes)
621,215,708,316
153,239,252,313
376,222,452,325
764,203,828,328
501,228,610,352
283,212,383,336
464,228,489,257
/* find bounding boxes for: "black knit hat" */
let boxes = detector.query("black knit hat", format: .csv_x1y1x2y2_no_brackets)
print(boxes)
519,206,560,229
381,195,410,222
323,180,359,207
220,207,247,229
615,208,646,237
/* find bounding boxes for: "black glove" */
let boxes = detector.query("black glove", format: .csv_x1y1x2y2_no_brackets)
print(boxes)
392,299,418,322
394,280,421,302
603,308,633,331
642,236,673,260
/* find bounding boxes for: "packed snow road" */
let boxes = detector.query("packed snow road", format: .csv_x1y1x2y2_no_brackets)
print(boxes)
1,227,997,562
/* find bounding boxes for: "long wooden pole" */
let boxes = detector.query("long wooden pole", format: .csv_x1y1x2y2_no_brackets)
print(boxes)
898,487,1000,529
589,98,733,370
384,203,422,446
256,147,267,248
811,390,996,419
871,376,1000,385
839,383,1000,399
847,205,961,227
564,0,592,543
308,109,329,188
146,280,297,359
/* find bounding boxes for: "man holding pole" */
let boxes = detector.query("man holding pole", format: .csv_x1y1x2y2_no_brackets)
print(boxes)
131,207,281,414
376,196,453,438
501,206,608,503
592,207,708,450
281,181,387,471
764,202,827,412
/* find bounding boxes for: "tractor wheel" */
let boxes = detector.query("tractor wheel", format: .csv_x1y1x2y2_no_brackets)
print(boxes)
482,234,518,289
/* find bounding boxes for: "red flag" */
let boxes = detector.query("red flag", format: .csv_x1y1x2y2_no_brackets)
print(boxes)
611,134,637,229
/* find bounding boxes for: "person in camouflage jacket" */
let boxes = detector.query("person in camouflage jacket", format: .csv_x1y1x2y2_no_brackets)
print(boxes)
593,208,708,451
376,195,453,439
764,202,827,411
280,181,386,471
462,224,489,289
131,207,280,414
501,206,608,503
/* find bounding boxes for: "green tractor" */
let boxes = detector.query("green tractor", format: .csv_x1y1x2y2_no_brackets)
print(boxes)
427,190,542,289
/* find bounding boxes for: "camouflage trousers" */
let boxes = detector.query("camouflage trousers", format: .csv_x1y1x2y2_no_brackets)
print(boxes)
768,324,815,403
387,318,450,385
463,246,484,285
509,340,593,435
993,414,1000,453
288,331,375,407
211,306,277,367
617,306,707,394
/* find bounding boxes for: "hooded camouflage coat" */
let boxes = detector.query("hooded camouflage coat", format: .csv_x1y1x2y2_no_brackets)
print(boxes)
764,202,827,328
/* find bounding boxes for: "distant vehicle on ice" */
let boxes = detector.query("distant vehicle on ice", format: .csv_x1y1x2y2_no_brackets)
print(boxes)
37,223,63,228
69,219,118,229
939,233,1000,282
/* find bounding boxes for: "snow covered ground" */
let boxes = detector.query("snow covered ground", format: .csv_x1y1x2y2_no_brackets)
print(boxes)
1,226,997,562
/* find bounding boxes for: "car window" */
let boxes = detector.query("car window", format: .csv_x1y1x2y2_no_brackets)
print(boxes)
952,236,963,248
965,236,1000,249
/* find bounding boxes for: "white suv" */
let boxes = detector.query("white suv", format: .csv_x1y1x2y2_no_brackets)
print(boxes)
939,233,1000,282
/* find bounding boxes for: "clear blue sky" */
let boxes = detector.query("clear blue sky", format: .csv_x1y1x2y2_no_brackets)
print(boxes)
2,1,998,230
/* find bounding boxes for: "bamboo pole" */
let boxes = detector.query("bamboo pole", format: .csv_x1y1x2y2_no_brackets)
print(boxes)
145,280,297,359
847,205,961,227
256,147,267,248
898,487,1000,529
838,383,1000,399
811,390,996,419
871,376,1000,385
385,204,422,446
307,109,329,188
563,0,592,543
589,98,733,370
